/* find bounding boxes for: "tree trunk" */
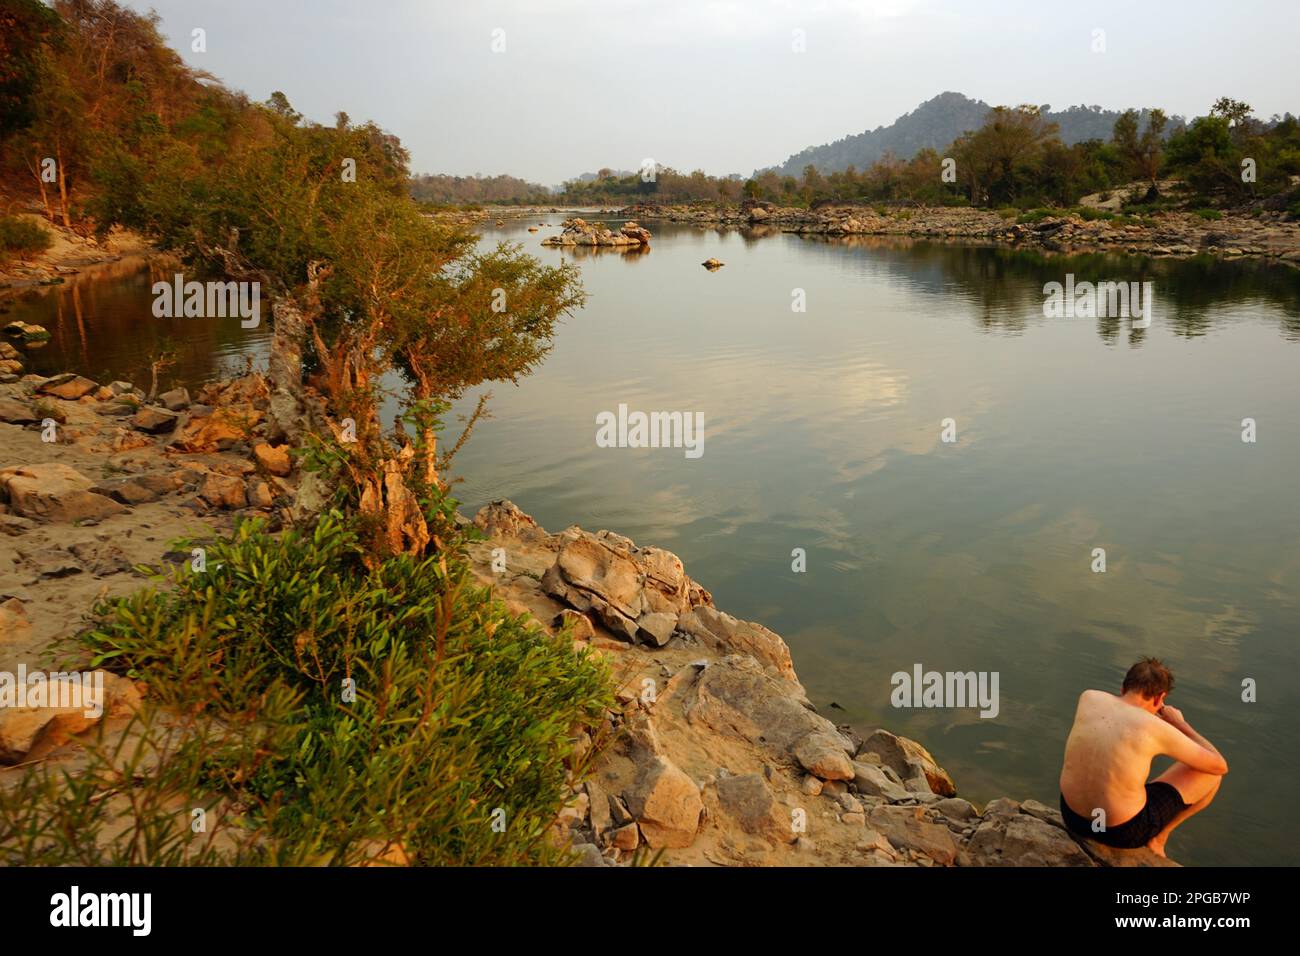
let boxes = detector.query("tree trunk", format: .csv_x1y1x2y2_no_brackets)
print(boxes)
422,425,438,488
31,156,54,221
55,141,71,228
265,294,309,446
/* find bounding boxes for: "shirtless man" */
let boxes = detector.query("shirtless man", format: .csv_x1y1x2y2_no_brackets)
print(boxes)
1059,658,1227,857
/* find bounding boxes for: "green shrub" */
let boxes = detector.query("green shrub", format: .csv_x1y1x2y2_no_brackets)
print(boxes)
0,215,53,264
1,510,613,866
1194,208,1223,220
1075,207,1115,221
1016,208,1063,224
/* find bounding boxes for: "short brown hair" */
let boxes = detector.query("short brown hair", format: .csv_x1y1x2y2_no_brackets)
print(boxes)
1122,658,1174,699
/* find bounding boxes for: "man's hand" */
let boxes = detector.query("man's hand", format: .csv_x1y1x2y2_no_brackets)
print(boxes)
1158,704,1185,725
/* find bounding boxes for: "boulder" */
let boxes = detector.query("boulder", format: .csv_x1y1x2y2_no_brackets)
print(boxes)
553,609,595,642
677,605,797,682
542,218,652,248
540,529,711,646
130,406,179,434
38,375,98,400
859,729,956,796
171,406,260,452
0,398,38,425
586,779,612,841
157,387,191,411
963,809,1094,867
683,656,850,767
0,677,103,763
473,499,543,540
623,755,703,849
0,463,127,523
609,823,640,850
793,731,855,781
198,472,248,510
852,761,912,801
569,843,607,867
620,222,652,244
2,321,50,343
933,796,978,821
866,805,960,865
252,442,292,477
714,773,796,844
546,534,644,618
248,480,274,509
89,475,163,505
636,611,677,647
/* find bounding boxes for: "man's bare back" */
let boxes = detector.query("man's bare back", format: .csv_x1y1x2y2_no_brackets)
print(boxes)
1058,660,1228,856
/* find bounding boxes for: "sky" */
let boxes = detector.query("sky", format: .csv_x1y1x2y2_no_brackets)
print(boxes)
123,0,1300,186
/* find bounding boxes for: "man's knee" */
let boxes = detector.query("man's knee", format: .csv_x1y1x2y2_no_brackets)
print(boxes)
1197,773,1223,805
1159,763,1221,804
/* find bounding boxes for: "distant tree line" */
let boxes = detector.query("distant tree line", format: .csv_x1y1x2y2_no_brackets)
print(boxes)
409,173,551,206
427,101,1300,213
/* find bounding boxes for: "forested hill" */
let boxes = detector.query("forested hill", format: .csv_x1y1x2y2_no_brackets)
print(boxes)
768,91,1184,176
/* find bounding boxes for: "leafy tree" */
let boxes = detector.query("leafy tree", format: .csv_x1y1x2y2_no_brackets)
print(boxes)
1113,108,1168,188
0,0,65,137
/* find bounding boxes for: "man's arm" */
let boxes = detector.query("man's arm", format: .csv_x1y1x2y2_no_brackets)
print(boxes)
1157,705,1229,775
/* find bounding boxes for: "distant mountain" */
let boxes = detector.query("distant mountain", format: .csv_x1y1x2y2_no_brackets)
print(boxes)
767,92,1184,176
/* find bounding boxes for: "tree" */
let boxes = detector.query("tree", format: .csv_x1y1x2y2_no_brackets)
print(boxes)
951,105,1059,206
1113,108,1168,189
0,0,65,138
1210,97,1253,143
127,107,582,556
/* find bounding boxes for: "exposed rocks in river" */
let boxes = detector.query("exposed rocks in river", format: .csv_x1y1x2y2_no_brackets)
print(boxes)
3,321,51,343
618,201,1300,264
542,218,652,248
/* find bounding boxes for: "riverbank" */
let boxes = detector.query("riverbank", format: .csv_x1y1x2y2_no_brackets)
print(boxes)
617,201,1300,265
1,368,1173,866
0,213,154,291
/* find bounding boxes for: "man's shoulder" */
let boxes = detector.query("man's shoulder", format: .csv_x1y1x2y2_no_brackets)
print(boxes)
1078,688,1113,707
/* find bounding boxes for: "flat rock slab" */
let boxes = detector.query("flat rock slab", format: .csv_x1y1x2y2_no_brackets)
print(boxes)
1073,836,1181,867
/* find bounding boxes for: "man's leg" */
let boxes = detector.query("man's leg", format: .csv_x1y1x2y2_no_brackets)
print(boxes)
1146,762,1222,857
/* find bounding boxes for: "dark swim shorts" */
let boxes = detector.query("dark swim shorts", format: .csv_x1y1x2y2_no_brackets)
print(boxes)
1059,783,1188,849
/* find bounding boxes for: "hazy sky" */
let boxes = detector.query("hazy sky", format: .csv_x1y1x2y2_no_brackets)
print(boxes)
124,0,1300,185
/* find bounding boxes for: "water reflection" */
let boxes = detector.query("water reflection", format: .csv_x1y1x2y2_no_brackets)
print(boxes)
2,256,272,389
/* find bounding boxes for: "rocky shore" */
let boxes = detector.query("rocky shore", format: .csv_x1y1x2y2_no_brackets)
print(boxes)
465,500,1175,867
1,364,1174,866
619,201,1300,264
